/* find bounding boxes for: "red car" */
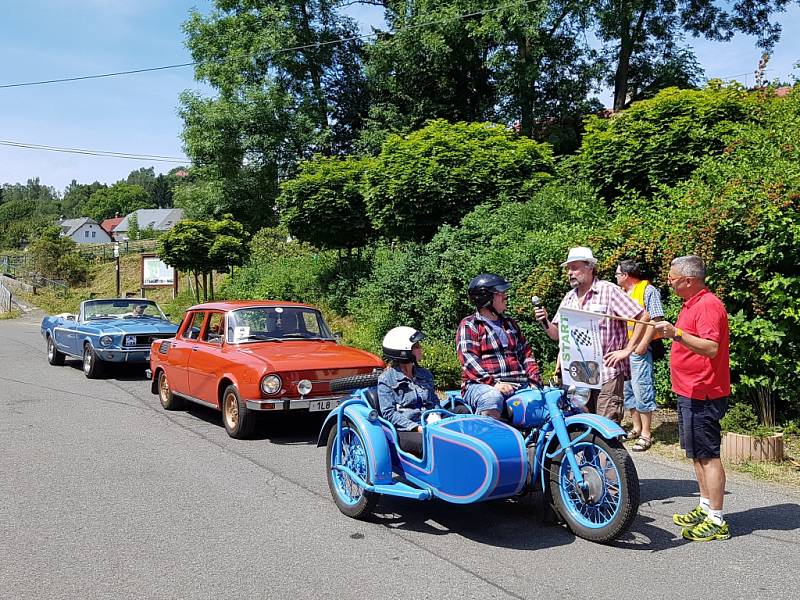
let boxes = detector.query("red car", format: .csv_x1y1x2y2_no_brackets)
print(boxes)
150,301,384,438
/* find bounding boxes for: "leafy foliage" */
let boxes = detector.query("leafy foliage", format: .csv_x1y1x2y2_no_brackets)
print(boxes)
81,183,154,222
363,119,554,241
579,84,763,203
27,227,89,285
277,155,374,249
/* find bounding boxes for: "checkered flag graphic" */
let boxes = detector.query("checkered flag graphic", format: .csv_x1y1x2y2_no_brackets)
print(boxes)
571,327,593,347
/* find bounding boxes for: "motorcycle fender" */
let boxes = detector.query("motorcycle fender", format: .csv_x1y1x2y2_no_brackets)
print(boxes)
539,413,625,490
317,403,393,486
563,413,625,439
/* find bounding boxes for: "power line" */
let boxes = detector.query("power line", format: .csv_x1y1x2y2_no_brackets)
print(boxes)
0,140,190,164
0,0,541,89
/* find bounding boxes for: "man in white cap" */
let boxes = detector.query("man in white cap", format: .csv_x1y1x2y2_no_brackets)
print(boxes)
534,247,649,423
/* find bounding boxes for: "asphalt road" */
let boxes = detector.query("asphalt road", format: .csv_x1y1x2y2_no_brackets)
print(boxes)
1,313,798,600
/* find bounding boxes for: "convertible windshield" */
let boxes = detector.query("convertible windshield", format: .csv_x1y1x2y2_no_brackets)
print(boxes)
83,300,166,321
228,306,333,343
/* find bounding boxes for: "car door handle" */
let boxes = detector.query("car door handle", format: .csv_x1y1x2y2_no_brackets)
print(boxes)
192,346,199,351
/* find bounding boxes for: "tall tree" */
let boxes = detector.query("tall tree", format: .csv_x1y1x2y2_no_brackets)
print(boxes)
179,1,369,229
592,0,794,110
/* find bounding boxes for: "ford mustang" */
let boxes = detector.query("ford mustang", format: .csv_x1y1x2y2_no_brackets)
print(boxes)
149,300,385,438
41,298,178,378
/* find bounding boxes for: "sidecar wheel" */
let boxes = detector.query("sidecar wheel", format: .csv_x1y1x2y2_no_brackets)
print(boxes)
326,420,378,519
548,430,639,543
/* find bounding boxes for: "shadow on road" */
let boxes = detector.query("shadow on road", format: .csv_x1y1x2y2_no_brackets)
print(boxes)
369,493,574,551
728,503,800,539
182,402,325,444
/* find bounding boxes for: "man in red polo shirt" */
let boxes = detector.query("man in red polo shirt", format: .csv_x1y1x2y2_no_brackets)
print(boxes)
654,255,730,542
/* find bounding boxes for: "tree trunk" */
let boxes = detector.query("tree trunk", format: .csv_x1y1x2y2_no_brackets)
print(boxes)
613,4,650,111
209,271,215,301
202,272,208,301
299,0,330,151
193,271,200,304
517,34,534,137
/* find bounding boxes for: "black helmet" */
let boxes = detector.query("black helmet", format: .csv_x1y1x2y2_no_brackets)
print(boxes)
382,326,425,363
468,273,511,309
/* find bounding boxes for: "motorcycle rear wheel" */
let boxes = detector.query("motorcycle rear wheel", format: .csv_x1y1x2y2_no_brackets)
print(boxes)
548,429,639,543
326,420,378,519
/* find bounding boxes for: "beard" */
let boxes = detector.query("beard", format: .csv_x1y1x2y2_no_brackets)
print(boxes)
569,276,580,288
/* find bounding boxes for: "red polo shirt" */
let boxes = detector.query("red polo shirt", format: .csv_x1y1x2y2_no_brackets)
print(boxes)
671,288,730,400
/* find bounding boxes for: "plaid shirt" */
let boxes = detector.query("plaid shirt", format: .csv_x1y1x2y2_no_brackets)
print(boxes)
456,312,541,392
554,278,644,383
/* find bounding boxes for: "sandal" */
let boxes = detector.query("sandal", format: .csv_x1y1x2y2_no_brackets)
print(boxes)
632,436,652,452
625,429,641,441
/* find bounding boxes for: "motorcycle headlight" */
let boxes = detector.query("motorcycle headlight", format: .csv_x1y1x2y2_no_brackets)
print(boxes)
297,379,312,396
100,335,113,347
568,386,591,408
260,374,282,395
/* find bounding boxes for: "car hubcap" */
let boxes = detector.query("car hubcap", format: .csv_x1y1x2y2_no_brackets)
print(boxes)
159,375,169,403
83,349,91,373
225,393,238,428
48,339,54,360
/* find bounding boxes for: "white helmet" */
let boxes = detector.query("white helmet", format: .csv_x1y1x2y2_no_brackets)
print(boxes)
382,326,425,363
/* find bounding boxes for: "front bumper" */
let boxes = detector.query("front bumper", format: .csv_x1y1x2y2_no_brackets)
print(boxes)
95,349,151,363
245,394,348,411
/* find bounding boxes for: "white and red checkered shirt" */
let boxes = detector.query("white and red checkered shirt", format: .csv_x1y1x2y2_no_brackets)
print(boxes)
554,278,644,383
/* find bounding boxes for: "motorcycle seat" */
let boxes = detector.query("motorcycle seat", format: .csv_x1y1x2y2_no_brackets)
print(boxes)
363,386,380,411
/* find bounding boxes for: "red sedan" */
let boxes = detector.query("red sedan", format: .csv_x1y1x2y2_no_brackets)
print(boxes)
150,300,384,438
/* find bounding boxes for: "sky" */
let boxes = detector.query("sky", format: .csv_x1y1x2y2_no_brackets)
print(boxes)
1,1,799,194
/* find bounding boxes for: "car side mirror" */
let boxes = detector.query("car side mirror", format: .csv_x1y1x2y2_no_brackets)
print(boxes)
333,331,343,342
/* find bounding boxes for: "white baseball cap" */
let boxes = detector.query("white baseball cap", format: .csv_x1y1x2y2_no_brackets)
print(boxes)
561,246,597,267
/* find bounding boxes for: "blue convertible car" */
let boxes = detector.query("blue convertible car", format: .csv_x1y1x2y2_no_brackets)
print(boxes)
41,298,178,378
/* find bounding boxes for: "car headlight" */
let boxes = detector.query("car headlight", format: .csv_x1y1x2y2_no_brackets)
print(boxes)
261,374,282,395
297,379,312,396
100,335,113,347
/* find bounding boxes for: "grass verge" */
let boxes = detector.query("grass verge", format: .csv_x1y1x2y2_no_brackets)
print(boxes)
626,410,800,488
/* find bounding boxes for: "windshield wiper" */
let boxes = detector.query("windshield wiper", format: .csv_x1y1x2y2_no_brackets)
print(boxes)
238,334,283,342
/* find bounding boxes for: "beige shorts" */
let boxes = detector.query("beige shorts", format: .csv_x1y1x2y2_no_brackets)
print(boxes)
588,374,625,424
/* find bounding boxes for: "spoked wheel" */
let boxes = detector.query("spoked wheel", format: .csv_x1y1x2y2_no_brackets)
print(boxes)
325,421,378,519
158,371,184,410
221,384,255,439
82,344,104,379
548,430,639,543
46,335,65,366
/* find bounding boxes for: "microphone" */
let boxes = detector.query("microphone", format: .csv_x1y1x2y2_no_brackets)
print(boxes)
531,296,549,330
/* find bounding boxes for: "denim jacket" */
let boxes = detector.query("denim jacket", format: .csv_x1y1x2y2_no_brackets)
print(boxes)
377,366,438,431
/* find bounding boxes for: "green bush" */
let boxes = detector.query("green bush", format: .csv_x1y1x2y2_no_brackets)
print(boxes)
720,402,774,437
579,83,764,203
277,155,374,249
363,119,555,241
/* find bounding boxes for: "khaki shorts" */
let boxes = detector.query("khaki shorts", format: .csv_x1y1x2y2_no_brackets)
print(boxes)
588,374,625,424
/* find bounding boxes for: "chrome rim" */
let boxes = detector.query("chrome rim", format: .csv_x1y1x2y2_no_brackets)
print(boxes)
332,427,368,505
559,442,622,529
224,392,238,429
47,338,54,360
83,347,92,373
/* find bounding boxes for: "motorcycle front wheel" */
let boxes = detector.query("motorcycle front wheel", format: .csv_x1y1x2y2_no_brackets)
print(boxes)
547,429,639,543
326,420,378,519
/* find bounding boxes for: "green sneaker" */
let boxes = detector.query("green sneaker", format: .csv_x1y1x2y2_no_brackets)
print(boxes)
673,505,707,527
682,517,730,542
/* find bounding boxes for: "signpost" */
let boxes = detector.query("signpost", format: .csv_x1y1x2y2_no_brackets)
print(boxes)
140,254,178,298
114,242,120,297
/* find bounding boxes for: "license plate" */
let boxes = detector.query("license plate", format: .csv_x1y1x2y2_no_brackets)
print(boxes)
309,399,337,412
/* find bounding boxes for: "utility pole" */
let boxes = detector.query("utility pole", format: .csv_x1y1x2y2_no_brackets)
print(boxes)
114,242,120,297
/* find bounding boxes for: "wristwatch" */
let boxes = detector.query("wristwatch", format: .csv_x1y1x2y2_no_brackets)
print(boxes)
673,327,684,342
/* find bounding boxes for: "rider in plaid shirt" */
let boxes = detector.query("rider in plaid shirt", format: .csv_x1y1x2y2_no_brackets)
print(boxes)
456,274,541,419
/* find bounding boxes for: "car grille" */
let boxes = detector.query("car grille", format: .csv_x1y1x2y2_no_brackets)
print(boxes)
126,333,173,349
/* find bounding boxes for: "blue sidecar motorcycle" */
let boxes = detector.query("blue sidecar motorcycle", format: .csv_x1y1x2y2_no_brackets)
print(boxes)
319,374,640,543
